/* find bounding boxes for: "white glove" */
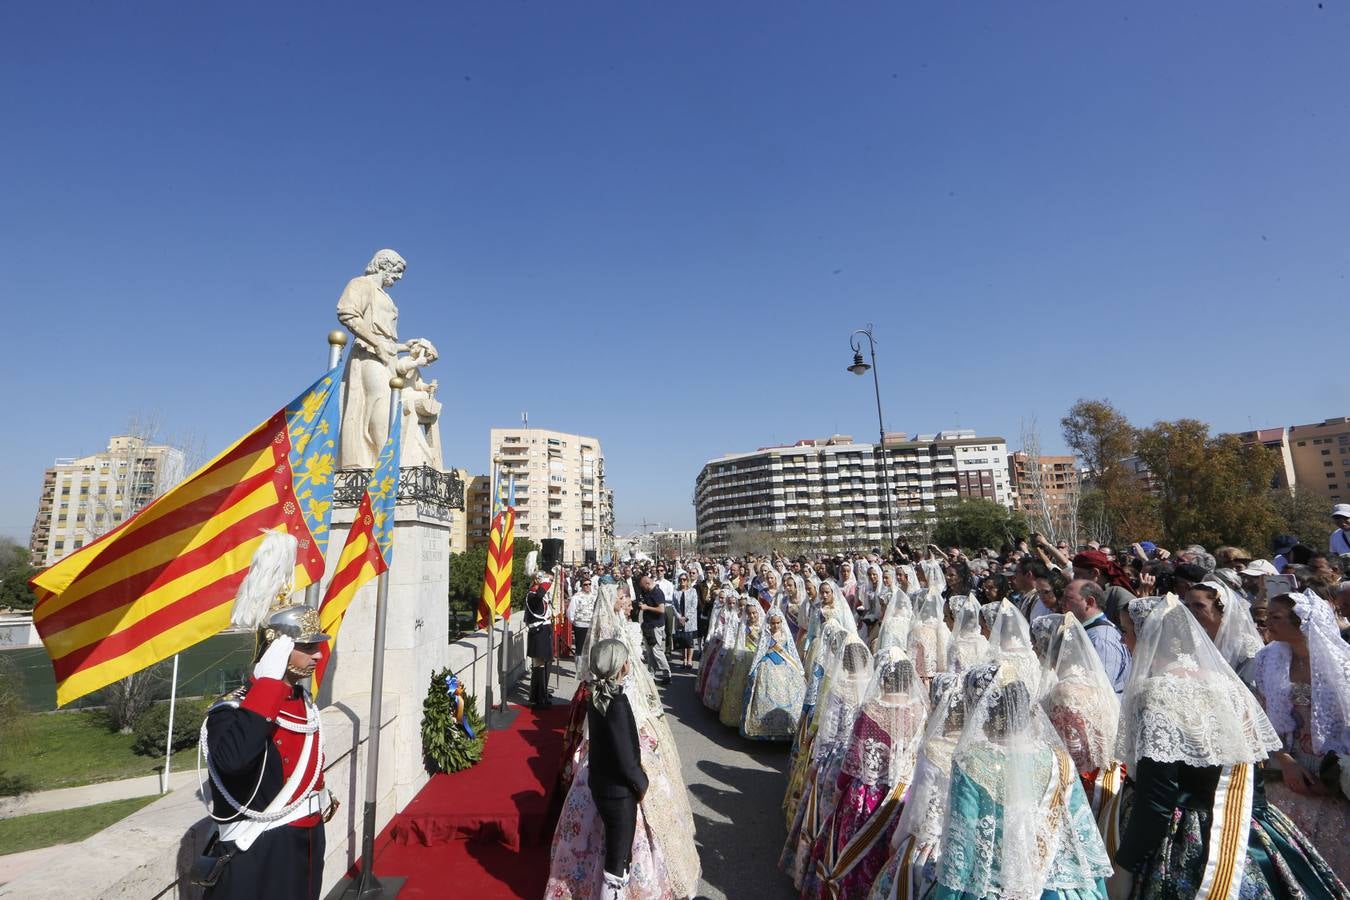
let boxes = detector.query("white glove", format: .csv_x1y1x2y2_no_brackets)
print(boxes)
253,634,295,681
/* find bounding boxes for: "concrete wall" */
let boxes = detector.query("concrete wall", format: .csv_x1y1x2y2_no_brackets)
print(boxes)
0,615,38,648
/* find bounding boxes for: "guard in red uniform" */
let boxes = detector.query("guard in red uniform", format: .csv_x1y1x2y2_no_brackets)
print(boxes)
193,534,337,900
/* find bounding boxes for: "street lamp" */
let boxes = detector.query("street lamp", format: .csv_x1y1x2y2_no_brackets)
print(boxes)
848,325,896,553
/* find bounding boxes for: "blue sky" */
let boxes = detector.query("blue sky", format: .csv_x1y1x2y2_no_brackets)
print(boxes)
2,2,1347,541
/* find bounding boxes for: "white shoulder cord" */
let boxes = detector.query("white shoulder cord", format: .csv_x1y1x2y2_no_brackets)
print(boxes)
197,696,325,824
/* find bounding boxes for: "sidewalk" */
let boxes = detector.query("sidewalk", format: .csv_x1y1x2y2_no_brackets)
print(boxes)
0,844,68,887
0,767,199,818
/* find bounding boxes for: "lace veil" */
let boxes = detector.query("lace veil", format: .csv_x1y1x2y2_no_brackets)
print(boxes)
811,638,874,765
1254,590,1350,757
907,589,951,681
947,596,989,674
838,647,929,787
750,607,803,674
582,583,661,728
1042,615,1120,773
1030,613,1066,662
1116,595,1280,769
874,574,914,654
892,672,964,851
819,579,859,637
804,620,848,710
1206,578,1264,672
941,659,1111,898
984,599,1041,695
919,557,947,596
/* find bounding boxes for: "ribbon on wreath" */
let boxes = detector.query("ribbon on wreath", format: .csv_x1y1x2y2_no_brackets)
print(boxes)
445,674,475,739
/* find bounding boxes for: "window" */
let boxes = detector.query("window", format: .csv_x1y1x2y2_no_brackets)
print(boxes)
1326,461,1334,467
1323,449,1332,455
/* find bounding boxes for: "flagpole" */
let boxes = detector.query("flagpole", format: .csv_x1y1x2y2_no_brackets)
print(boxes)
483,461,500,728
500,471,515,714
160,652,179,793
345,374,403,900
306,330,348,611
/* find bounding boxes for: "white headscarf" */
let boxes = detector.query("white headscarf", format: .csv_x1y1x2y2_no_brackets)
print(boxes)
1205,578,1264,673
838,647,929,787
1042,615,1120,774
1253,590,1350,757
1117,595,1281,769
947,596,989,674
811,638,874,765
892,672,964,856
919,557,947,596
984,599,1041,696
907,589,951,681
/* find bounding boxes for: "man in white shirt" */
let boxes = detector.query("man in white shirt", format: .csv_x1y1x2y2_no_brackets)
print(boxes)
566,575,598,660
1330,504,1350,557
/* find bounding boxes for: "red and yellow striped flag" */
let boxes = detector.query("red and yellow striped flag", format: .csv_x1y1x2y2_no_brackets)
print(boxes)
31,367,343,706
313,415,400,687
476,507,515,628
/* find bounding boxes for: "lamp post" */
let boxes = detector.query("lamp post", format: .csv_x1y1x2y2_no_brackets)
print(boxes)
848,325,896,553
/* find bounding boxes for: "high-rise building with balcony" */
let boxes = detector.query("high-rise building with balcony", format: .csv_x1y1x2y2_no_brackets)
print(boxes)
1007,451,1081,536
29,435,187,566
486,428,612,563
694,430,1010,555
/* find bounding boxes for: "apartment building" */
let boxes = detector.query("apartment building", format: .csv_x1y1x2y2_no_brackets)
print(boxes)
1288,417,1350,504
464,473,494,551
30,435,187,566
1008,451,1080,534
487,428,612,563
694,430,1010,555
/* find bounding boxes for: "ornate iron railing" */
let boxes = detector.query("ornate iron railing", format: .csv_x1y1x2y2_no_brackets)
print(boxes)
333,465,465,520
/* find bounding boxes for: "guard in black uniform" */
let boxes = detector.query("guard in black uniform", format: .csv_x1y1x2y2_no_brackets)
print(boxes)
193,533,338,900
525,569,556,708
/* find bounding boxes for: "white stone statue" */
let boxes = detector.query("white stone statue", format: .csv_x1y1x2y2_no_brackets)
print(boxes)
336,249,439,469
395,338,445,470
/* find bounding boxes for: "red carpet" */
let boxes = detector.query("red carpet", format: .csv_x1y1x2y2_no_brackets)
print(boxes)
349,701,570,899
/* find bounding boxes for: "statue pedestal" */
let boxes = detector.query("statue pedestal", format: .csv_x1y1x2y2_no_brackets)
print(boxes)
322,502,451,810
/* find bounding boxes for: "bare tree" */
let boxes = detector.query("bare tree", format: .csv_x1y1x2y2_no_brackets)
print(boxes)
100,661,171,732
1018,418,1062,544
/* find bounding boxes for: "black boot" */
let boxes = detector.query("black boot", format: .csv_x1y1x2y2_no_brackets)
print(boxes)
536,663,551,708
528,666,542,708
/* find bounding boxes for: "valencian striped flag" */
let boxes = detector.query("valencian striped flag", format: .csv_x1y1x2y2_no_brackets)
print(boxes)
313,414,401,687
31,365,344,706
476,470,515,628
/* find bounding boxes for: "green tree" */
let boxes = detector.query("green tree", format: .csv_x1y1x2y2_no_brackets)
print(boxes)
931,499,1029,552
0,538,37,611
446,535,540,629
1061,399,1158,543
1134,420,1280,550
1268,488,1327,555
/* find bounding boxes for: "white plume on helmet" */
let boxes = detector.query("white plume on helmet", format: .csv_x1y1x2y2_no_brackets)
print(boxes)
230,530,298,630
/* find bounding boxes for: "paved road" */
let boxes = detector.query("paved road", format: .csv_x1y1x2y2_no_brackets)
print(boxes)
549,653,797,900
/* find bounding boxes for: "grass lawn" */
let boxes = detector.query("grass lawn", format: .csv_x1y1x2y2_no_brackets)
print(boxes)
0,794,159,855
0,710,199,795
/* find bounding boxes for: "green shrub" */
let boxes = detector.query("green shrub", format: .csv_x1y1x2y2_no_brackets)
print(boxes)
131,698,210,758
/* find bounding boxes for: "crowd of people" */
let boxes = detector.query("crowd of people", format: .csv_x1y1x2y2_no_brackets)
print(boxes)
540,508,1350,899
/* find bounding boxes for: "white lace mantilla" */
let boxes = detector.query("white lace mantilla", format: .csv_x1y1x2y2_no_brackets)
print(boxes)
1116,672,1280,768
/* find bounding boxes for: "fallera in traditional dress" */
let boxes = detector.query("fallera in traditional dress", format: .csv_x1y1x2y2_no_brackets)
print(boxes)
741,635,806,742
